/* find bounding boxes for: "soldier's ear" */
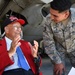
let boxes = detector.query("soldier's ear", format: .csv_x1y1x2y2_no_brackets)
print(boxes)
64,10,70,18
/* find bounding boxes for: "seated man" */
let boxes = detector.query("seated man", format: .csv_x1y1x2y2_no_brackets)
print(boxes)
0,14,42,75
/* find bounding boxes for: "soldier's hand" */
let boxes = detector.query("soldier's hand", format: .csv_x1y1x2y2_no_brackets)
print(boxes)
54,63,65,75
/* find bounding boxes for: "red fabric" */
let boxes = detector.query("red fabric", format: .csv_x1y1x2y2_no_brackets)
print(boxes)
0,38,42,75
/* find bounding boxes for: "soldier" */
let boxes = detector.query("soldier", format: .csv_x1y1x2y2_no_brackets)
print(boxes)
43,0,75,75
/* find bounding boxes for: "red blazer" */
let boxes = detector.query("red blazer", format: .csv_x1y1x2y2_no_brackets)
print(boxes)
0,38,42,75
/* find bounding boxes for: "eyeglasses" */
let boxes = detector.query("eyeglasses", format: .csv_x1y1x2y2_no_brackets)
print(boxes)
13,26,22,30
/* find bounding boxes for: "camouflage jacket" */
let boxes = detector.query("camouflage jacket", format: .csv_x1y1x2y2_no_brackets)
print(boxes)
43,8,75,64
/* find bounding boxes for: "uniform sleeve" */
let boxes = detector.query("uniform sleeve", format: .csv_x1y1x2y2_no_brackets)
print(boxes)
43,18,62,64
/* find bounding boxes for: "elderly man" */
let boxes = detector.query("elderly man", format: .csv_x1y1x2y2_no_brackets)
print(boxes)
0,14,42,75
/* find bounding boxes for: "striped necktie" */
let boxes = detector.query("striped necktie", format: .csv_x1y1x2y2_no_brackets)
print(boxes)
16,47,30,71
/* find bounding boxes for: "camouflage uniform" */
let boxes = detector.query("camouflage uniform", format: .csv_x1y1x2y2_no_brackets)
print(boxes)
43,8,75,66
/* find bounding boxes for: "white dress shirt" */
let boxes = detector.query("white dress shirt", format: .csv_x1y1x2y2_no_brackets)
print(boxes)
4,36,30,71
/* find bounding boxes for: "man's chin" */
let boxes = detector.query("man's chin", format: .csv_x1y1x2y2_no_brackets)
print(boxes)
54,20,60,23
